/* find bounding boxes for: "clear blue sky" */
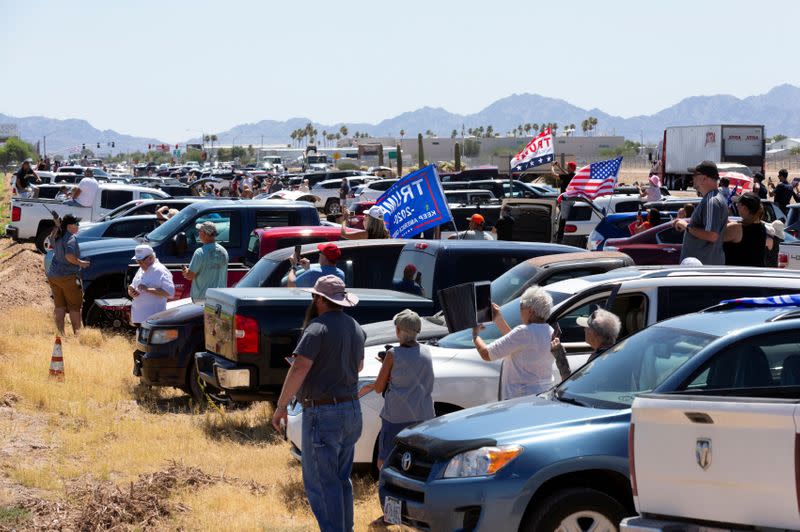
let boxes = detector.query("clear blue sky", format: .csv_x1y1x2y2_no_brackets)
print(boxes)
2,0,798,142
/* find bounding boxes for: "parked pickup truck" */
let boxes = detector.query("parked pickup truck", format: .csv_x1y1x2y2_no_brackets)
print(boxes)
7,182,169,252
134,238,409,401
780,239,800,270
72,200,320,327
623,389,800,532
196,288,433,401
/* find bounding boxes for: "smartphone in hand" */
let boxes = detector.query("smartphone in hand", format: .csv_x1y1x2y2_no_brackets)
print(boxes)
294,244,302,260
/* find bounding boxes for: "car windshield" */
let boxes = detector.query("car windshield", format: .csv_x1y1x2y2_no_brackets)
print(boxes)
788,207,800,227
145,204,199,243
491,263,540,305
553,326,716,409
437,289,572,349
236,258,281,288
103,201,138,220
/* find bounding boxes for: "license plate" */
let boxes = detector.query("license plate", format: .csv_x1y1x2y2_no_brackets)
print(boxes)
383,496,402,525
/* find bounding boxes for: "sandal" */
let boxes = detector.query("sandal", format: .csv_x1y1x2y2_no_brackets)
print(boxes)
368,516,388,528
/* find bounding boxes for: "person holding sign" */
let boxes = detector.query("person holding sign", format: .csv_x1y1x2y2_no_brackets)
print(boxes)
340,205,390,239
471,286,557,400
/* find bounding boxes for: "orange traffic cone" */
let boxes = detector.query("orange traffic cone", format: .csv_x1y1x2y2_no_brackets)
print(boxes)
49,336,64,380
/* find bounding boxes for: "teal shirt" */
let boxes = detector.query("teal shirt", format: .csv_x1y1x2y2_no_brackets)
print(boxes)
188,242,229,301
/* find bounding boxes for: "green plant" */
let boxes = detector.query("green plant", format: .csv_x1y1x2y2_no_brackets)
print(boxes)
0,137,37,167
463,138,480,157
599,140,642,158
454,143,461,171
417,133,425,166
396,146,403,176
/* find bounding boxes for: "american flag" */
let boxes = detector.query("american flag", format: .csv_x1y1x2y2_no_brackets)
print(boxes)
564,157,623,200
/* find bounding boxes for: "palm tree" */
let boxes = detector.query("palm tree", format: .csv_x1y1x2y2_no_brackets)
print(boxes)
335,133,341,141
399,129,405,140
524,123,532,136
589,117,598,136
321,130,327,146
290,130,297,146
210,134,218,149
486,125,494,138
581,120,589,136
451,129,457,139
340,125,348,138
533,123,539,133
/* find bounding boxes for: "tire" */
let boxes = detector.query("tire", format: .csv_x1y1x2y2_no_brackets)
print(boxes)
325,198,341,215
520,487,628,532
187,359,229,406
35,224,54,253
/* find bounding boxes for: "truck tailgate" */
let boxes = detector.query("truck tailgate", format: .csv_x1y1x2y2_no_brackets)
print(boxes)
631,395,800,528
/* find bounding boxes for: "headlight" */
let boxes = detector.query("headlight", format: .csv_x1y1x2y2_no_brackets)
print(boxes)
443,445,523,478
149,328,179,344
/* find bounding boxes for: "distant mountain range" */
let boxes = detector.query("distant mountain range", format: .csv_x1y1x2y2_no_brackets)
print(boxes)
4,84,799,155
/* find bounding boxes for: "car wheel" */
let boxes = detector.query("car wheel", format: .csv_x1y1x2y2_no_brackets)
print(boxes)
84,292,133,330
325,198,341,215
187,358,229,406
520,488,627,532
35,224,54,253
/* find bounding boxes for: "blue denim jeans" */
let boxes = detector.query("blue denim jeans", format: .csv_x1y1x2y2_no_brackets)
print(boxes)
301,400,363,532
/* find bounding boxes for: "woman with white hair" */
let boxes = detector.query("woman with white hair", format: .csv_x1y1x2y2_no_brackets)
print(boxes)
472,286,556,400
340,205,390,239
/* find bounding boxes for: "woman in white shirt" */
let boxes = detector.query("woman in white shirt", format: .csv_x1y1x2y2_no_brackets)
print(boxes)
472,286,555,400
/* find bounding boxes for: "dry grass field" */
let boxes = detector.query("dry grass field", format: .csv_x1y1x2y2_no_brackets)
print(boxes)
0,307,384,531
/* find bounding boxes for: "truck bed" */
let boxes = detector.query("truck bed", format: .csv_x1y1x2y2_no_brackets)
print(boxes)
630,392,800,529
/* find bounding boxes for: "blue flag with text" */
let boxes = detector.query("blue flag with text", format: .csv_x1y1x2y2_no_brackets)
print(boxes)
375,165,453,238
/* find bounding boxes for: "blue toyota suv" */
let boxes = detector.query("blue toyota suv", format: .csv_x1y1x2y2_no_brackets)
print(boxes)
379,296,800,531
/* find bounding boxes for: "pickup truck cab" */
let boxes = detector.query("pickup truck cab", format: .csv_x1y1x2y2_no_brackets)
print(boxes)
7,182,169,251
75,200,320,326
622,299,800,532
135,239,411,401
377,273,800,531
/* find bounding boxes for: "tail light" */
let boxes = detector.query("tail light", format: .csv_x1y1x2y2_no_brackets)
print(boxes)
629,423,637,496
779,252,788,269
564,224,577,233
11,206,21,222
234,314,259,354
788,229,798,238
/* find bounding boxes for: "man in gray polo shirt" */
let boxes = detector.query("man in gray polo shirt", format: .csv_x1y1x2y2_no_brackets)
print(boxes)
674,161,729,265
272,275,365,532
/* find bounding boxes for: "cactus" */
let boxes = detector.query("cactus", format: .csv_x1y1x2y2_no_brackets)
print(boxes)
417,133,425,167
397,145,403,176
454,142,462,171
378,147,385,167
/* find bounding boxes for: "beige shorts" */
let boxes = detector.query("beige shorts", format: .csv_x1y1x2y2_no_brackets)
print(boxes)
48,275,83,312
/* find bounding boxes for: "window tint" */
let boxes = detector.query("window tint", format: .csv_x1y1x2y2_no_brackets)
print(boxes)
683,331,800,391
184,212,241,249
140,192,162,200
100,190,134,210
657,286,796,321
656,227,684,244
372,181,396,191
567,205,593,221
255,210,293,228
615,201,642,213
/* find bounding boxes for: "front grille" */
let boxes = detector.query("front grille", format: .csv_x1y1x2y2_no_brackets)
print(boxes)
388,443,435,482
383,481,424,503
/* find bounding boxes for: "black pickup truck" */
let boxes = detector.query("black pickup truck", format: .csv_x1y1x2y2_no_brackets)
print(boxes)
196,288,432,401
134,239,410,401
192,239,581,402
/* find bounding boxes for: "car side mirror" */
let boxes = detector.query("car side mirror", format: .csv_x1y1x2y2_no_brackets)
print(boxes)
173,232,187,255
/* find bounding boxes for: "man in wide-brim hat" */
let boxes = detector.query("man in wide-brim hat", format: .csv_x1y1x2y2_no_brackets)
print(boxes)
272,275,365,532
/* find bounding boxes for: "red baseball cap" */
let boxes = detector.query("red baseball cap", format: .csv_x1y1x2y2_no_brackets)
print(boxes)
404,263,417,274
467,213,485,224
567,161,577,170
317,243,341,261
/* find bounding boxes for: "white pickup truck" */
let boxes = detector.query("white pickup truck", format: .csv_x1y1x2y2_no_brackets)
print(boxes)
6,182,168,251
623,392,800,531
780,240,800,270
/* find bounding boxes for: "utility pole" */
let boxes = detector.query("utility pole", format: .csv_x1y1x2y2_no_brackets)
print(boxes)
43,136,47,159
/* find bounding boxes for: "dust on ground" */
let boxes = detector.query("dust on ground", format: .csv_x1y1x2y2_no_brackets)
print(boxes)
0,239,52,314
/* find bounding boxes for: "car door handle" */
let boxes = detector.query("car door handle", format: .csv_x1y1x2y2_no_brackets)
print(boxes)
664,248,677,253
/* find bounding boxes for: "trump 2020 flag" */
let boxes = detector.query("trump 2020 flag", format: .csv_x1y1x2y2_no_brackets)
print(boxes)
510,128,555,172
564,157,623,200
375,165,453,238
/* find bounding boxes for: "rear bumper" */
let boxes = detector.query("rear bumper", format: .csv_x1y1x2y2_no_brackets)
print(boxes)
620,516,746,532
135,337,188,388
195,351,270,401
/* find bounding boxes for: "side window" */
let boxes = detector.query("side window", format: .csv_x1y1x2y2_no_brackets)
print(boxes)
100,190,134,209
656,227,684,244
615,201,642,213
567,205,593,221
542,268,607,286
374,181,395,191
657,286,794,321
139,192,161,200
683,331,800,390
255,211,291,228
556,293,647,344
104,220,148,238
185,212,241,249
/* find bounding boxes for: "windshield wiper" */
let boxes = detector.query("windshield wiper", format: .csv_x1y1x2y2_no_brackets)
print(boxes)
555,391,589,407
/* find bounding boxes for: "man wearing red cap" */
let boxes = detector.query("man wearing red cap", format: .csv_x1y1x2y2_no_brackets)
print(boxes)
552,161,577,193
458,213,495,240
288,243,346,288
